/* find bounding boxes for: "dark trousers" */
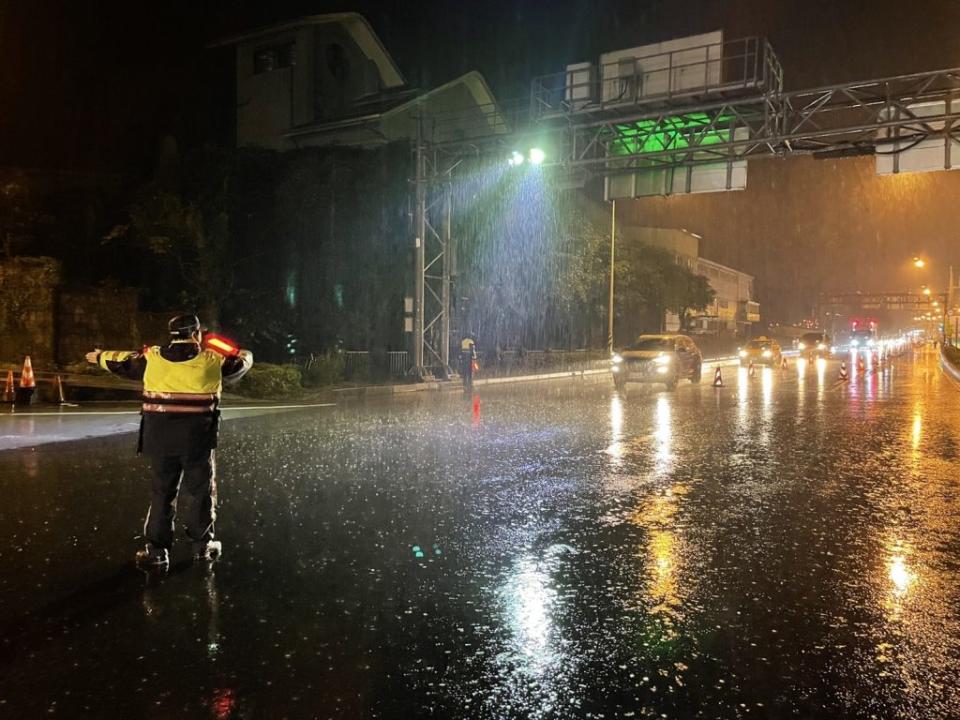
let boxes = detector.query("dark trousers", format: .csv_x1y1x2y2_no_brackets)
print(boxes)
460,351,474,386
145,449,217,550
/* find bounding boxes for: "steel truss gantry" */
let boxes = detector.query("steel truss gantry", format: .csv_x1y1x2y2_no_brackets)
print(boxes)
411,130,456,380
409,36,960,379
547,66,960,178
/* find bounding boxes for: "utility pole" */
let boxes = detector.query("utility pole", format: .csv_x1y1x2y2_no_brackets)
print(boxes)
608,199,616,354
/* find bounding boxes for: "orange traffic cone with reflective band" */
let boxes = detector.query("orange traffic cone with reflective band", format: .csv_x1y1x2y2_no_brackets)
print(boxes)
748,361,756,378
1,370,13,403
14,356,36,406
839,361,849,381
857,356,865,373
780,356,788,370
712,366,723,387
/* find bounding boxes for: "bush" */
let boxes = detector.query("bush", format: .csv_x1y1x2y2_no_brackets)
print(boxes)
234,363,303,398
301,352,345,388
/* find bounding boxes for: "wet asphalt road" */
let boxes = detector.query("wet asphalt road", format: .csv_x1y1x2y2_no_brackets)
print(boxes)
1,348,959,719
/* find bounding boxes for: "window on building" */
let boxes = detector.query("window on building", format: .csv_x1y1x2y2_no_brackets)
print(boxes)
254,42,295,75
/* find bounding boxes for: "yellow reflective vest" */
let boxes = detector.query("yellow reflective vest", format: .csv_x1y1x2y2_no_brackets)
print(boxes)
140,346,225,414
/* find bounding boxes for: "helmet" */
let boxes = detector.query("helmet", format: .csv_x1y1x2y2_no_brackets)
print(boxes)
168,313,201,339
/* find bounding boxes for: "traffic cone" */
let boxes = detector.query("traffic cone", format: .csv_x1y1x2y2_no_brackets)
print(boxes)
748,361,756,378
1,370,13,403
780,356,788,370
712,366,723,387
857,356,865,373
52,375,66,405
14,356,36,406
839,361,849,381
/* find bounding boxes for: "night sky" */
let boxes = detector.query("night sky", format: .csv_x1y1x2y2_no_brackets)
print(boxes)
4,0,960,174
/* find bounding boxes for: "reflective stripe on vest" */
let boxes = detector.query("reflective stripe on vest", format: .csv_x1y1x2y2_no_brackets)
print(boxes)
141,346,224,414
98,350,137,370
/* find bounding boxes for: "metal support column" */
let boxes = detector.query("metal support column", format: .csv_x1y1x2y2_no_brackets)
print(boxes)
441,182,452,369
412,123,426,376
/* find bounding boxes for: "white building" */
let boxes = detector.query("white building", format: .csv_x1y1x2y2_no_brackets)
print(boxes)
619,225,759,335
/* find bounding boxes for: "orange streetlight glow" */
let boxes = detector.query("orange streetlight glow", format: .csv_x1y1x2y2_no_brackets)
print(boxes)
914,257,926,268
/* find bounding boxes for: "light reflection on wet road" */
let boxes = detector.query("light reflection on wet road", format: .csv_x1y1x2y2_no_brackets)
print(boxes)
1,348,959,718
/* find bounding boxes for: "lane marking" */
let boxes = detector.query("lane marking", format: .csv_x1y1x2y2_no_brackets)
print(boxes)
0,403,336,418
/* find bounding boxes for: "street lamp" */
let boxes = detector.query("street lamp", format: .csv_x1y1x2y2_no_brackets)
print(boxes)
913,256,925,268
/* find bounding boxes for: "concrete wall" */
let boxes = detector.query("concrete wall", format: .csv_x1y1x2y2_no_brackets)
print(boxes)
0,256,150,366
0,257,61,366
58,287,140,364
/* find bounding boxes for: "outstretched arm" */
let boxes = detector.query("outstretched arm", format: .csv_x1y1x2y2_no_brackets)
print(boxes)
86,348,147,381
222,349,254,386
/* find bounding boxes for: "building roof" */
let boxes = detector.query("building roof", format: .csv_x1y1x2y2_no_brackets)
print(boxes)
284,71,507,146
209,12,405,89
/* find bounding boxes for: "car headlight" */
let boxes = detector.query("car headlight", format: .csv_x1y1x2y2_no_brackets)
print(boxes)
611,353,623,364
850,339,859,347
762,349,772,358
798,342,806,350
654,354,671,366
817,343,825,350
738,350,747,358
866,339,874,347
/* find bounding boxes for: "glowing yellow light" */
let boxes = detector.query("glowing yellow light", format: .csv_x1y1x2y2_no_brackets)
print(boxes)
913,257,925,268
889,555,915,598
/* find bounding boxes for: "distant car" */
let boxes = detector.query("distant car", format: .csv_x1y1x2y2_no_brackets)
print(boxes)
611,334,703,391
798,332,832,359
848,329,877,350
738,336,782,366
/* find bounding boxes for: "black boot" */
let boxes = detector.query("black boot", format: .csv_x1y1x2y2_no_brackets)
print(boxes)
193,540,222,562
135,543,170,567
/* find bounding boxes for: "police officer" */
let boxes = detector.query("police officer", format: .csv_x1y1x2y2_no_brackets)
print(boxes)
86,314,253,567
460,333,477,391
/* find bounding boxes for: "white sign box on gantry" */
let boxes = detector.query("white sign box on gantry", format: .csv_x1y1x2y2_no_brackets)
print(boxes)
876,100,960,175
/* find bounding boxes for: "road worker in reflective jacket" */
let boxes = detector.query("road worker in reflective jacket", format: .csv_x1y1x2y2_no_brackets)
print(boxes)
86,313,253,567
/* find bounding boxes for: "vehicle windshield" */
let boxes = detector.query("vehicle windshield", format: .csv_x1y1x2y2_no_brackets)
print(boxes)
746,340,771,349
626,337,674,351
801,333,825,343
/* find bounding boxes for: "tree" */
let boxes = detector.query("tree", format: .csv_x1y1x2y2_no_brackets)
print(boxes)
666,266,715,331
107,151,237,324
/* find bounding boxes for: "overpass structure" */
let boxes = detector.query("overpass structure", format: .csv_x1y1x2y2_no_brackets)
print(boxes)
410,36,960,378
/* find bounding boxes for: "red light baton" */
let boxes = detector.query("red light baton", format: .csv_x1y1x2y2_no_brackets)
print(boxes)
204,334,240,357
